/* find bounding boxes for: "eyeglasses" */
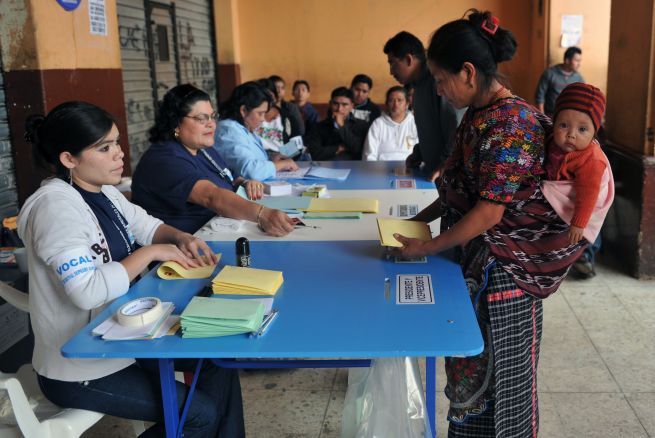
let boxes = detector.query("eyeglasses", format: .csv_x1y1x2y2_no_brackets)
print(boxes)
185,112,219,125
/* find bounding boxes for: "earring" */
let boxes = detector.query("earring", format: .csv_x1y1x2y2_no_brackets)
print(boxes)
69,169,73,186
174,131,180,139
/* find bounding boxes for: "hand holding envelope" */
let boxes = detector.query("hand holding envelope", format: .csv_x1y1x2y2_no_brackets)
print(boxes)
157,254,222,280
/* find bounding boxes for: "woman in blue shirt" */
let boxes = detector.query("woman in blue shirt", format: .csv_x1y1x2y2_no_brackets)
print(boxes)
215,82,298,180
132,84,295,235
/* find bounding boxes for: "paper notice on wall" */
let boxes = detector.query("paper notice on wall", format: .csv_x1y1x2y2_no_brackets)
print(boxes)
0,303,29,354
561,15,583,47
89,0,108,36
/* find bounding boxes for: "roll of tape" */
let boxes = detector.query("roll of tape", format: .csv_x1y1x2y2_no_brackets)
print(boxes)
116,297,163,327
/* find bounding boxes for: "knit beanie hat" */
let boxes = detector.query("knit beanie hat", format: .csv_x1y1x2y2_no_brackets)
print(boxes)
553,82,606,131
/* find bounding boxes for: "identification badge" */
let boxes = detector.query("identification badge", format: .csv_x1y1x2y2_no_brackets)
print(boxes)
396,274,434,304
395,179,416,189
396,204,419,218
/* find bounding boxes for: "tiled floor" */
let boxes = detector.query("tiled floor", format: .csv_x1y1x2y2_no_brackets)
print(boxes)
84,263,655,437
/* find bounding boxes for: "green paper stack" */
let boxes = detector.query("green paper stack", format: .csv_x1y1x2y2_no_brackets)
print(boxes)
180,296,265,338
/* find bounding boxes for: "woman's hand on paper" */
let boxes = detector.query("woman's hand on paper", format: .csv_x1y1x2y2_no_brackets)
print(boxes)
392,234,431,257
274,158,299,172
259,208,295,237
146,244,199,269
174,233,217,266
243,179,265,200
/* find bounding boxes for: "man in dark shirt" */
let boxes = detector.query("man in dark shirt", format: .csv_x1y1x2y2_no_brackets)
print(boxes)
350,74,381,124
305,87,368,160
383,31,458,182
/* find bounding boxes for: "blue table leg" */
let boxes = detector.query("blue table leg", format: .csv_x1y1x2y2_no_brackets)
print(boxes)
159,358,179,438
426,357,436,438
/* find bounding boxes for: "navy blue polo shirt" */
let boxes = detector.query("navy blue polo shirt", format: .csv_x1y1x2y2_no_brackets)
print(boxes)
132,140,237,233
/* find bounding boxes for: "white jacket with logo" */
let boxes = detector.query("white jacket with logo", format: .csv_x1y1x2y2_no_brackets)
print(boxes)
17,178,163,381
362,112,418,161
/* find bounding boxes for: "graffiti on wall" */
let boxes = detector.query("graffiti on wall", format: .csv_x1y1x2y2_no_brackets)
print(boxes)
119,24,148,52
177,20,216,97
125,98,153,125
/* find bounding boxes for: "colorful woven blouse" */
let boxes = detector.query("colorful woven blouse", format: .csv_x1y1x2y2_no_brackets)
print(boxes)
439,95,585,298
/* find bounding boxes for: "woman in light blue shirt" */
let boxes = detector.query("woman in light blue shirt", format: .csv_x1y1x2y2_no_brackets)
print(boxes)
215,82,298,180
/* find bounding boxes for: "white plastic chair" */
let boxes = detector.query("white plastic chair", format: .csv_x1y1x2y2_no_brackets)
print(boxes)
0,282,146,437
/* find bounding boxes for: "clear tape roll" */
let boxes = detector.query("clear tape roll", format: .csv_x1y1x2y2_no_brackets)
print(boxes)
116,297,163,327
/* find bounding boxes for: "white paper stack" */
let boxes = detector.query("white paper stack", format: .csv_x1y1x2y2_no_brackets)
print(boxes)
264,181,293,196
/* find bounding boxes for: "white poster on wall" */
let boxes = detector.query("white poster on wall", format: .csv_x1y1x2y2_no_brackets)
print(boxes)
89,0,108,36
561,15,583,47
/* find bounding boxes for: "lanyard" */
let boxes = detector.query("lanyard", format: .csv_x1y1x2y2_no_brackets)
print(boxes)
107,198,134,256
200,149,234,184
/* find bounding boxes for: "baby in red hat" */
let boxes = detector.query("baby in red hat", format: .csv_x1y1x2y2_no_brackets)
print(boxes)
542,82,615,245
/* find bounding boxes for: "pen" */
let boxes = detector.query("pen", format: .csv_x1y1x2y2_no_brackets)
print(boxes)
256,309,279,337
250,312,272,338
384,277,391,301
197,285,213,297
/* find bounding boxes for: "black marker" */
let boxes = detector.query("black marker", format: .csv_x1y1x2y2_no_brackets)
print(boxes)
236,237,251,267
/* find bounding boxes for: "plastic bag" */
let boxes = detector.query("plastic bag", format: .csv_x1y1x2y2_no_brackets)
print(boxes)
341,357,432,438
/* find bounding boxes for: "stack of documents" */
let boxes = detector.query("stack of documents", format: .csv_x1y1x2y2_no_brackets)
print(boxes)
264,181,293,196
212,265,284,296
257,196,311,214
302,198,379,214
301,184,327,198
377,218,432,247
180,296,265,338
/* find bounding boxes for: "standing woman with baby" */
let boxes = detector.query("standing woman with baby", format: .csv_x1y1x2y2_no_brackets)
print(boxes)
393,10,612,437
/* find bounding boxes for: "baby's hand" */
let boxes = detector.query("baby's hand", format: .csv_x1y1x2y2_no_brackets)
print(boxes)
568,226,584,244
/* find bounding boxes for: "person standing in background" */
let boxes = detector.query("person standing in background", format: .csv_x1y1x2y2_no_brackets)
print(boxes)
535,46,584,116
383,31,458,183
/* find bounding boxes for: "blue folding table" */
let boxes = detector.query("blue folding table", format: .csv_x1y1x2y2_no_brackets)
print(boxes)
62,240,483,437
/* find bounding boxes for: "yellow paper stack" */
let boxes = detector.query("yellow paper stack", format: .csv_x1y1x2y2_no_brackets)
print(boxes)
302,198,378,213
211,265,284,296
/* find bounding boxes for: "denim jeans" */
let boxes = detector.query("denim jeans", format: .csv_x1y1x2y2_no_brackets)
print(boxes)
583,233,602,265
37,359,245,438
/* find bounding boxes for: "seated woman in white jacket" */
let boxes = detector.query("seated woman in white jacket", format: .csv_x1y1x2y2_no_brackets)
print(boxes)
362,86,418,161
17,101,245,437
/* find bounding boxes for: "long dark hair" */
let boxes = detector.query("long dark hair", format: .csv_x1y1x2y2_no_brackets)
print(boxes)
148,84,211,143
24,101,116,178
219,81,273,125
427,10,517,89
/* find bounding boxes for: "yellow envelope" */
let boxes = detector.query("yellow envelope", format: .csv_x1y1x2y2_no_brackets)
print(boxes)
302,198,379,213
211,265,283,296
157,254,221,280
377,218,432,247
